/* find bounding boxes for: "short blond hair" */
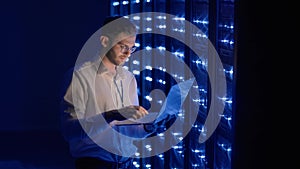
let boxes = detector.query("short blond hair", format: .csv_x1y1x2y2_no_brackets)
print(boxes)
101,16,137,40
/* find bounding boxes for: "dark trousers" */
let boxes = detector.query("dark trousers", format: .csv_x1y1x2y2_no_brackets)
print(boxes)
75,157,134,169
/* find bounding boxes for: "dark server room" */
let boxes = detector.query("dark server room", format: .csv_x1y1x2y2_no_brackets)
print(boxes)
0,0,279,169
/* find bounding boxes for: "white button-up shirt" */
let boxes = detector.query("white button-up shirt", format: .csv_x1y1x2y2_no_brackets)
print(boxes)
61,60,150,162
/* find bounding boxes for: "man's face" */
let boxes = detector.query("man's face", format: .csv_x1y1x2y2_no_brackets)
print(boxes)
106,33,136,66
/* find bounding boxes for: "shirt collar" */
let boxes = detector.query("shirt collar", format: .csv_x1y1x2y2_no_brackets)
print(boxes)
97,63,126,80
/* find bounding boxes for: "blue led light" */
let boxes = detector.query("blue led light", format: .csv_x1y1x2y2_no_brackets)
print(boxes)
193,19,209,24
112,1,119,6
122,1,129,5
145,76,152,81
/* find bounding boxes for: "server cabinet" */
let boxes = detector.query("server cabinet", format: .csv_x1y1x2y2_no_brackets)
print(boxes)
110,0,235,168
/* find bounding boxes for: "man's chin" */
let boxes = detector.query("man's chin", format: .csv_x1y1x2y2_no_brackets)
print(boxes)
117,62,125,66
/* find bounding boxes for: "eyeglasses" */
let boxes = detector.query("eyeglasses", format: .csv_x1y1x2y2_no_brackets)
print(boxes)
117,42,137,54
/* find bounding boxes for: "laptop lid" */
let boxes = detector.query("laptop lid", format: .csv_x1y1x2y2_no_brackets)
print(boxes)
114,77,195,125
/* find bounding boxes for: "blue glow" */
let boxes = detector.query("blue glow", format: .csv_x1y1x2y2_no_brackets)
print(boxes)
192,149,201,153
157,24,166,29
145,65,152,70
192,164,200,167
132,60,140,65
146,27,152,32
145,46,152,50
112,2,119,6
157,133,164,137
145,95,152,101
172,51,184,58
156,15,166,20
221,39,234,45
219,24,234,29
135,42,140,47
132,16,140,20
122,1,129,5
172,17,185,21
158,66,166,72
193,33,208,38
193,19,209,24
199,155,206,159
157,46,166,51
145,76,152,81
172,28,185,33
217,143,232,152
158,79,166,84
132,70,140,75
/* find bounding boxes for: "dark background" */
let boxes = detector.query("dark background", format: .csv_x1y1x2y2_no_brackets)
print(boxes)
0,0,109,131
0,0,109,168
0,0,279,168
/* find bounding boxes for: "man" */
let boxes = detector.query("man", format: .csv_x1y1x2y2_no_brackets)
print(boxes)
60,16,154,169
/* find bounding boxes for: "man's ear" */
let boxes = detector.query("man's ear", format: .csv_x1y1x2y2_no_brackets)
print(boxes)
100,36,109,47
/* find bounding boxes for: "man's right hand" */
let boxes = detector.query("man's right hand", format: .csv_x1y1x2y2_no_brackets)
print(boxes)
117,105,148,120
103,105,148,123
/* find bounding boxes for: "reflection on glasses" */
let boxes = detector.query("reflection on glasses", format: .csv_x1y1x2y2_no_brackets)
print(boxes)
117,42,137,54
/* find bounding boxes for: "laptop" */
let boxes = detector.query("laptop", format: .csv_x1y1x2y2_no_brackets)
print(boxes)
114,77,195,125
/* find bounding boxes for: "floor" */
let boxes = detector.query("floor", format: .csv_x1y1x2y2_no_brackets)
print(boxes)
0,130,75,169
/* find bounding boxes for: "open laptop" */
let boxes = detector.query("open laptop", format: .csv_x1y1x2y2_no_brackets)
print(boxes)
114,77,195,125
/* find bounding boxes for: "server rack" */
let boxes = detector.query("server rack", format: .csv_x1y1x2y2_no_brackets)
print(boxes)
109,0,235,168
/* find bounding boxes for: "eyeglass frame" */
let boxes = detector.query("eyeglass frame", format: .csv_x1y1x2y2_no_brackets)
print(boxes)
117,42,137,54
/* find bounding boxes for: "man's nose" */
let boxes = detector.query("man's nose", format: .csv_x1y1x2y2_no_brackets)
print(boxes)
123,50,131,56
